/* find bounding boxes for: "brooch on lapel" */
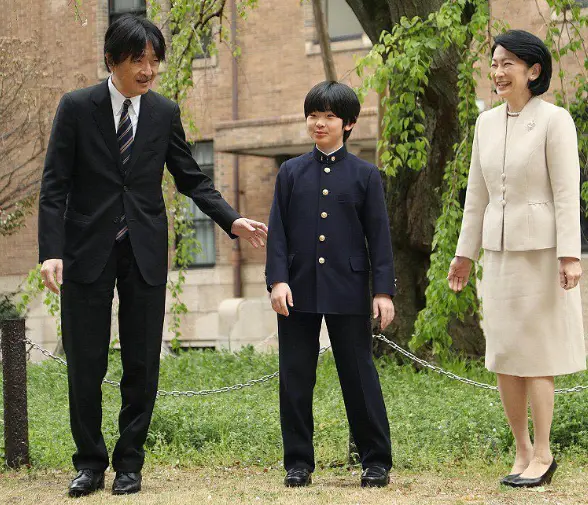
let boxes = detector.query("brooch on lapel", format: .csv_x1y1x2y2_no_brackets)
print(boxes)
527,120,536,132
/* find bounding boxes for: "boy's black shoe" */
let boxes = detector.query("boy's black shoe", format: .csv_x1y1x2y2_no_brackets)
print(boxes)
68,469,105,497
360,466,390,487
112,472,142,495
284,468,312,487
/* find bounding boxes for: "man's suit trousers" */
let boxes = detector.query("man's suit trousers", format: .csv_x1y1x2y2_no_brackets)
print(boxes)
61,238,166,472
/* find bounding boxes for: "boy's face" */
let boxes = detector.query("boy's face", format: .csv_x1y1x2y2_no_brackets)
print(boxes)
306,110,354,151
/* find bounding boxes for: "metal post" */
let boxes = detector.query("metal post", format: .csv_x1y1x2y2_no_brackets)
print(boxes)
1,318,30,468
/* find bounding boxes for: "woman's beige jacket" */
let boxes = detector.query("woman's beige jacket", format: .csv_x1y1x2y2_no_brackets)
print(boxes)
455,96,581,261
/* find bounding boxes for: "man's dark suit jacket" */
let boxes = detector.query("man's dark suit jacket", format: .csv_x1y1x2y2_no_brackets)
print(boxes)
39,80,240,286
265,145,396,315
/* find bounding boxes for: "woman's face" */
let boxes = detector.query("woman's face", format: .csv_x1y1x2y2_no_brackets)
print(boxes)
491,45,540,101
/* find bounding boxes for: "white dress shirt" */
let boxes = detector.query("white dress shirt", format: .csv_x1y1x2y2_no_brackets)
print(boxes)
317,144,344,156
108,76,141,137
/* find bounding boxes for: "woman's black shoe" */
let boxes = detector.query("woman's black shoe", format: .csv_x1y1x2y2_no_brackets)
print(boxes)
284,468,312,487
499,473,521,487
510,459,557,488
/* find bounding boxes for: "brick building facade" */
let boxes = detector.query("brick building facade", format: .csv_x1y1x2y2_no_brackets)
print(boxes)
0,0,586,351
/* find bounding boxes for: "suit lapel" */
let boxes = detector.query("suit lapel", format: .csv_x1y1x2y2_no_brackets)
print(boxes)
91,80,122,172
516,96,541,133
124,90,156,180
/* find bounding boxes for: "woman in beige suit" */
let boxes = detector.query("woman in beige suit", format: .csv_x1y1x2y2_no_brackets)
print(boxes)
448,30,586,488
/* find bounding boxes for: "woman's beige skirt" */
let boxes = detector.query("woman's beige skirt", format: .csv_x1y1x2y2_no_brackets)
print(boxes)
480,248,587,376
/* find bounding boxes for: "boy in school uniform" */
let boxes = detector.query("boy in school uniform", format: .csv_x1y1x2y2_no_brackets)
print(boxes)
265,81,396,488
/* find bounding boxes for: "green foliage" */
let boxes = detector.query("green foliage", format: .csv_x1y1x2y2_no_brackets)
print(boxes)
542,0,588,216
357,0,588,356
0,196,36,237
6,349,588,469
0,295,21,321
16,265,61,336
357,0,490,356
150,0,257,347
153,0,258,103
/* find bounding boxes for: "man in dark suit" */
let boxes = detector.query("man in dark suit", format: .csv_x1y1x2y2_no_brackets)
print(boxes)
265,81,396,488
38,15,267,497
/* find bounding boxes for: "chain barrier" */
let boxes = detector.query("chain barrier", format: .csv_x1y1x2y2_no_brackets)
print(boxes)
373,334,588,394
24,337,330,397
24,335,588,396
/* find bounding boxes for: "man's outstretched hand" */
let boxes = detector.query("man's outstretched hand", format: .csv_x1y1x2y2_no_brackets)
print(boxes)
231,218,268,248
40,259,63,294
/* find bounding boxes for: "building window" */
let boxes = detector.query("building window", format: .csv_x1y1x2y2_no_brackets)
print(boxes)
180,142,216,267
109,0,146,25
323,0,363,42
195,30,212,59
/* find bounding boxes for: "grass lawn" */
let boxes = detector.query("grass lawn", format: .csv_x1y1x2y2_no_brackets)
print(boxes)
1,346,587,503
1,464,587,504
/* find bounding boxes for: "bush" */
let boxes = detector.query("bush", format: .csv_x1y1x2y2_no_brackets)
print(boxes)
2,347,587,470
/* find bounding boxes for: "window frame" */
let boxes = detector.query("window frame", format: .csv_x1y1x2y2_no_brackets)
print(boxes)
322,0,364,43
108,0,147,25
175,142,217,269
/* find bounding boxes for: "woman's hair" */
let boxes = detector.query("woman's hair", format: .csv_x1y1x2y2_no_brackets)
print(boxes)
304,81,361,142
104,14,166,71
492,30,552,96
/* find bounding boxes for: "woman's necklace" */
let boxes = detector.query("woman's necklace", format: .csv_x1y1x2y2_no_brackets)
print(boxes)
507,110,520,117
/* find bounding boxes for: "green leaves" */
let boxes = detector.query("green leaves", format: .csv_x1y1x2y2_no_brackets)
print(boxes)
356,0,489,355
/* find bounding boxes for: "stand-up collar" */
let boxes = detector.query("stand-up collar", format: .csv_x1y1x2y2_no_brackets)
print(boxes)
313,144,348,164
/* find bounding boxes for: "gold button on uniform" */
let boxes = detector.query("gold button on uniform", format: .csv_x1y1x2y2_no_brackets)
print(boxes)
322,189,329,196
318,257,325,264
321,212,328,218
331,156,336,161
324,167,331,174
319,235,326,242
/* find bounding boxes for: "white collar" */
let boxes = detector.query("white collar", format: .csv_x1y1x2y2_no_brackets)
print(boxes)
108,76,142,117
317,144,344,157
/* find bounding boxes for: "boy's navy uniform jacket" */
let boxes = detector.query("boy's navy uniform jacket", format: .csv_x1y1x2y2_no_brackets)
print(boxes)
265,145,396,315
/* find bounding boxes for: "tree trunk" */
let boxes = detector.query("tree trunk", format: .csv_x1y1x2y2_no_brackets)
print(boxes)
312,0,338,81
347,0,485,356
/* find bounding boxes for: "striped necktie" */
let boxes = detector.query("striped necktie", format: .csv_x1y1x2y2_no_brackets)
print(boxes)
116,99,133,242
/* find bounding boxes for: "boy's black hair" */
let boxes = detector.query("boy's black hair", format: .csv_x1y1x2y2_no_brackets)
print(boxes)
304,81,361,142
492,30,552,96
104,14,166,71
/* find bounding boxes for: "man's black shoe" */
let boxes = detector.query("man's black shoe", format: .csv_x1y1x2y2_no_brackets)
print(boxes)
361,466,390,487
284,468,312,487
112,472,142,495
68,469,105,497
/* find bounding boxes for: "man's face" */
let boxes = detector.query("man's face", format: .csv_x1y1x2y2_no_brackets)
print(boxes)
108,42,160,97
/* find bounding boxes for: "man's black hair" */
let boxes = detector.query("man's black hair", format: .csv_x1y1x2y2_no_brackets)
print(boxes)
104,14,166,71
304,81,361,142
492,30,552,96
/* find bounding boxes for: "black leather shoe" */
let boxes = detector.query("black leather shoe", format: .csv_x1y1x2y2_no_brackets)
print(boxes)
68,469,105,497
500,473,521,486
361,466,390,487
510,459,557,488
112,472,142,495
284,468,312,487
